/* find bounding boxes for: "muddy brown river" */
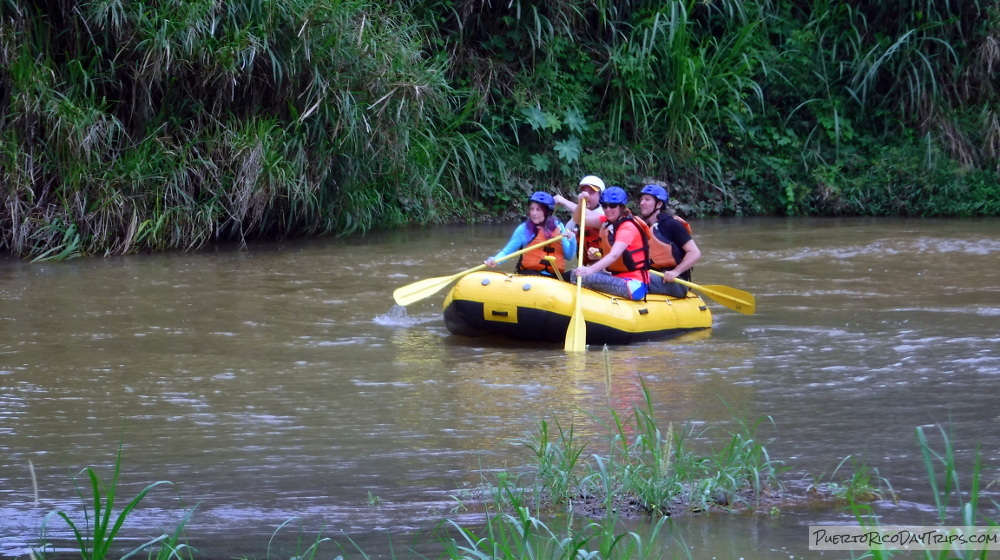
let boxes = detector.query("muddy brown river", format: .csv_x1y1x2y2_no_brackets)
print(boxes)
1,217,998,558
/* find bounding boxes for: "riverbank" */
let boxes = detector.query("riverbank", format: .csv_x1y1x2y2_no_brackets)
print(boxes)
3,2,999,261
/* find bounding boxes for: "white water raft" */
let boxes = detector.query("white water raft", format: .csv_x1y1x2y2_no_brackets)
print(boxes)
442,271,712,345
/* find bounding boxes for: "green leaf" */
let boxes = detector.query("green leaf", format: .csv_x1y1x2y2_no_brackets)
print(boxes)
553,137,582,164
521,106,547,131
544,112,562,132
563,108,587,134
530,154,551,171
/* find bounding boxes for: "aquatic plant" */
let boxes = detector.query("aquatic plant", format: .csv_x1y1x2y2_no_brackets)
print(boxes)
608,387,784,515
22,399,994,560
916,424,996,529
34,444,191,560
848,424,998,560
443,506,674,560
262,518,331,560
512,418,588,508
499,378,784,519
808,455,896,504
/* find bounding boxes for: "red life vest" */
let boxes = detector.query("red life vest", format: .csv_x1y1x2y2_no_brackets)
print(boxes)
598,214,650,274
649,215,693,270
517,226,565,275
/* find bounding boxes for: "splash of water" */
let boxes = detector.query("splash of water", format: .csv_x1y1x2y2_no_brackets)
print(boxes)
374,304,433,327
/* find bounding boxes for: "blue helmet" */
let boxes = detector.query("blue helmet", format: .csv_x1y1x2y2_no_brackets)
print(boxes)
640,184,669,204
600,186,628,205
529,191,555,211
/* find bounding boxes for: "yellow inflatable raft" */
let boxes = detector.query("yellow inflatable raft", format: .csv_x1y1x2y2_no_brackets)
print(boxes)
443,271,712,345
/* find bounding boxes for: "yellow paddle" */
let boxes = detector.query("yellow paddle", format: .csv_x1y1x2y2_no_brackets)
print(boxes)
542,256,564,282
564,201,587,352
649,270,756,315
392,235,564,307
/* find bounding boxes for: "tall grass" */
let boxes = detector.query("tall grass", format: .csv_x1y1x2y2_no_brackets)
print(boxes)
603,1,765,163
589,383,784,515
735,0,1000,216
2,0,999,260
514,419,588,507
499,351,784,519
848,424,998,560
441,353,785,559
35,444,191,560
0,0,506,259
915,424,993,529
444,507,674,560
808,455,896,504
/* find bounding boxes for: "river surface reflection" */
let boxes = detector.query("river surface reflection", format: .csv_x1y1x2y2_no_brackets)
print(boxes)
1,217,998,558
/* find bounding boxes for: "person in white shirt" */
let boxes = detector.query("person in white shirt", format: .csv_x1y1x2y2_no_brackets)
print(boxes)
553,175,606,266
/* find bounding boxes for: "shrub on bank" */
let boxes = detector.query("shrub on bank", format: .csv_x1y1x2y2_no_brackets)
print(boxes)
2,1,997,260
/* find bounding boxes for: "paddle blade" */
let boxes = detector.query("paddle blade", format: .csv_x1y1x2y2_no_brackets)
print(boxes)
674,278,756,315
392,237,563,307
392,275,458,306
564,306,586,352
564,282,586,352
393,264,486,306
699,284,756,315
564,200,588,352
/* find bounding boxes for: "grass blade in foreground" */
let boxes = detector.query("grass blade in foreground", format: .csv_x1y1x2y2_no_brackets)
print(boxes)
41,444,173,560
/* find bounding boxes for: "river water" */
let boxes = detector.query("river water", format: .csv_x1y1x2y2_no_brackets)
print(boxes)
1,218,998,559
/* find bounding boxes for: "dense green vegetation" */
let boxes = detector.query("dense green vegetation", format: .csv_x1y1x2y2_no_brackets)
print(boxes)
2,1,998,259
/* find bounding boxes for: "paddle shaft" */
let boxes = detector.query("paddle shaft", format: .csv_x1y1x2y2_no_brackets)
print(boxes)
392,234,564,306
490,233,564,267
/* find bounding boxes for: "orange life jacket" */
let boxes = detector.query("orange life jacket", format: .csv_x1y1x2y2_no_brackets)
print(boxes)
649,215,693,270
517,226,565,275
598,214,650,274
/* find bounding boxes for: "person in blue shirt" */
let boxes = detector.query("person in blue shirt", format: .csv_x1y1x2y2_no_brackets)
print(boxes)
485,191,577,279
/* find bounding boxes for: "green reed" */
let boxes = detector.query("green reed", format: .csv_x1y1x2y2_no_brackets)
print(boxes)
848,424,997,560
513,419,588,508
35,444,184,560
597,385,680,515
916,424,993,529
443,507,674,560
629,402,783,514
262,518,331,560
808,455,896,504
27,423,995,560
502,376,783,519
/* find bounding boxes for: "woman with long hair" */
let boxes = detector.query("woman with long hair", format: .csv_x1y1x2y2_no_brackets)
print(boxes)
485,191,577,279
